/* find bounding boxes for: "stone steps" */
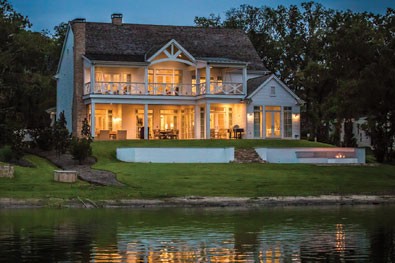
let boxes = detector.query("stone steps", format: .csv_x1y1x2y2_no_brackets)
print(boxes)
234,148,265,163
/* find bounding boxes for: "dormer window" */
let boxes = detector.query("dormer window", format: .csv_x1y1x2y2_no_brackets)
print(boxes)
270,86,276,96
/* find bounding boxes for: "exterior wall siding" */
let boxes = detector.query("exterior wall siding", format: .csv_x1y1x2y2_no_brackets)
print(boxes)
56,28,75,131
251,79,297,105
246,77,301,139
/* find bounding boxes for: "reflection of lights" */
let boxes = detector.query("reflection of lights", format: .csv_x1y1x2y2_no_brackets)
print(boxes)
92,246,122,263
336,224,346,252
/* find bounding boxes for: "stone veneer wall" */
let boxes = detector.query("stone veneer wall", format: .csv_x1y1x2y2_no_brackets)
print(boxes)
54,170,77,183
71,21,87,136
0,165,14,178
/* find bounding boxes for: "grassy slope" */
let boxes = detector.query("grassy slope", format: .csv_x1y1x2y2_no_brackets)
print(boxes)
1,140,394,200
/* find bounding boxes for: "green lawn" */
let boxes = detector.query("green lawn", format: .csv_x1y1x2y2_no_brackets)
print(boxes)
1,140,394,201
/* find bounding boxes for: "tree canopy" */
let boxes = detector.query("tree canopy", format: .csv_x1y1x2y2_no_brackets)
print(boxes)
196,2,395,162
0,0,65,145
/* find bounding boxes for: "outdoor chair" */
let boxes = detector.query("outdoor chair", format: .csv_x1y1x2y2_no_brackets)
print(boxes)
117,130,127,140
169,129,179,139
97,130,110,140
153,129,161,139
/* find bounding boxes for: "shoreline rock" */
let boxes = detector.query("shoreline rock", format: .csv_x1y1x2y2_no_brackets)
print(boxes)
1,195,395,209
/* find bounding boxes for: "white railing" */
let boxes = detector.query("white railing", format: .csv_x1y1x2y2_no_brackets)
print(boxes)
84,81,243,96
147,83,197,96
200,82,243,95
88,82,146,95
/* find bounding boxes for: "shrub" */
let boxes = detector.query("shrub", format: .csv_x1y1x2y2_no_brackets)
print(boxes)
70,137,92,165
70,118,93,164
32,127,53,151
53,111,71,155
10,129,26,159
0,145,14,162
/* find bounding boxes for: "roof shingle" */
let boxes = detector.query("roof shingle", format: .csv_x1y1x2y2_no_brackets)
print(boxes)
83,22,266,70
247,74,272,96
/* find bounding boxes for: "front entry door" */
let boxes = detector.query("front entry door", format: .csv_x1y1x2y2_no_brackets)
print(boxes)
266,106,281,138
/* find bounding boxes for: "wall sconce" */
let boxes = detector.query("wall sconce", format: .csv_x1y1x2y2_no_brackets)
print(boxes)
247,112,254,122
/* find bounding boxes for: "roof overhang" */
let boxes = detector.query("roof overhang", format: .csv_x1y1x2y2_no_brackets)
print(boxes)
82,55,150,67
196,57,248,68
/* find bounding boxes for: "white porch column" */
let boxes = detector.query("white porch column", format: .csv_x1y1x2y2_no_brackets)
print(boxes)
205,64,211,94
205,102,211,139
194,104,200,139
90,65,95,94
90,102,95,138
144,66,148,94
195,68,200,95
280,106,284,139
144,104,148,139
242,66,247,95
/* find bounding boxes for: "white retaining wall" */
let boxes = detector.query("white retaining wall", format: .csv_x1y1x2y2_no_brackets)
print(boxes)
255,147,365,164
116,147,234,163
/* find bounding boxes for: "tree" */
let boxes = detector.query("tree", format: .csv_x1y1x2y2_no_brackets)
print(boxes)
195,3,395,162
53,111,71,156
358,10,395,162
0,0,57,147
70,119,92,164
194,13,222,28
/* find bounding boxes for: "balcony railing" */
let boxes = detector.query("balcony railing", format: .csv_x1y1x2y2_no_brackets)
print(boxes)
84,81,243,96
200,82,244,95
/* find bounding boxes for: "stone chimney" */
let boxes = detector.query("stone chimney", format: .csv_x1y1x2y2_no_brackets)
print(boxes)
111,13,123,25
71,18,86,24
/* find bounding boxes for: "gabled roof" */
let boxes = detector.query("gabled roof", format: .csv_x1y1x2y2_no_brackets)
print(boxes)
83,22,266,70
146,39,196,65
247,74,272,95
247,74,304,105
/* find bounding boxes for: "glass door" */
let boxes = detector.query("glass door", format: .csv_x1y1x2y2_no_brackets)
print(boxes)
254,106,263,138
265,106,281,138
136,109,153,138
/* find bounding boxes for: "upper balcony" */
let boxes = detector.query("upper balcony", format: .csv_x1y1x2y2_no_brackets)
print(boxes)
83,81,243,96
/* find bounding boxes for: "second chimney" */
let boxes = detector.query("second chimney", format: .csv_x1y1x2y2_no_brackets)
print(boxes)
111,13,123,25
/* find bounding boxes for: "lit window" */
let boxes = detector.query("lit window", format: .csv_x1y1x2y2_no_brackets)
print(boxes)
283,107,292,138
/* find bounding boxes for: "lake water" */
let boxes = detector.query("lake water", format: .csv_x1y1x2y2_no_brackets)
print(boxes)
0,205,394,262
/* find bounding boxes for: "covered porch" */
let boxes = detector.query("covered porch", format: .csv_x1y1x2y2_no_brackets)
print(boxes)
87,103,246,140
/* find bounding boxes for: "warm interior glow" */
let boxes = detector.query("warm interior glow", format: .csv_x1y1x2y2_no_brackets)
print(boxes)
113,117,121,123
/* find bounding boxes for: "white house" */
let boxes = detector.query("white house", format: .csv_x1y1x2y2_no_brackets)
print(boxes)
56,14,303,140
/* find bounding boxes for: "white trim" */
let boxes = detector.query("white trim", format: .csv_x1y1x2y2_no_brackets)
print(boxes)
147,39,196,64
144,104,148,139
83,60,150,67
150,58,195,66
90,102,95,137
242,67,247,95
247,74,304,104
56,23,72,75
205,102,211,139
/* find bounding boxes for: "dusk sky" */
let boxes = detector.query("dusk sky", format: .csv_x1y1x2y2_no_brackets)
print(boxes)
9,0,395,33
